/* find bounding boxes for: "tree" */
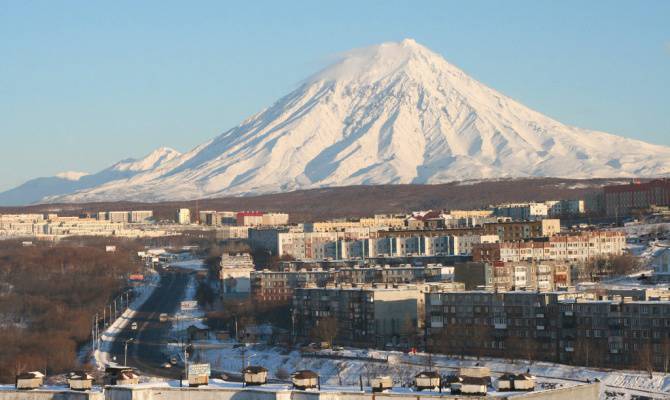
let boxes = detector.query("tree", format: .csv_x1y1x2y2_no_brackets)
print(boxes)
310,316,339,346
635,342,655,378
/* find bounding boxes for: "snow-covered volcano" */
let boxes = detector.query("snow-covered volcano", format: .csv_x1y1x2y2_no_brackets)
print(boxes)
21,39,670,203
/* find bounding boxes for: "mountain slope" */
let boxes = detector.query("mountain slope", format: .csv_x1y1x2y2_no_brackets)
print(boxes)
0,147,181,206
36,39,670,203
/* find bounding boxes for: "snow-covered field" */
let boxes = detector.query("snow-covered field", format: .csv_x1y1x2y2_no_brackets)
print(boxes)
188,343,670,400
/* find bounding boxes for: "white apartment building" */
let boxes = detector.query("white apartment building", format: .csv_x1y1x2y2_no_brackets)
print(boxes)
220,252,255,298
107,211,130,223
493,202,549,220
177,208,191,225
454,234,500,255
496,232,626,262
130,210,153,223
261,212,289,226
216,225,250,240
546,200,586,216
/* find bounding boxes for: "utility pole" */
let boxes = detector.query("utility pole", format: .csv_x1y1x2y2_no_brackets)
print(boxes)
184,345,189,385
124,338,133,366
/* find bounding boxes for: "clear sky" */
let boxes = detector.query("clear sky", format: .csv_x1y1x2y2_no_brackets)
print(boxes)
1,0,669,191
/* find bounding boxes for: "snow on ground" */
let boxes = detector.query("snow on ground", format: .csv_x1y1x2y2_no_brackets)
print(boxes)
189,343,670,399
168,259,207,271
93,269,160,369
169,273,207,337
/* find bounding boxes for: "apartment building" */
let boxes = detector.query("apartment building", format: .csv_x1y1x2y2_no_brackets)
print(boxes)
545,200,585,217
129,210,153,223
481,219,560,242
359,214,407,229
177,208,191,225
493,203,549,220
425,289,670,370
250,269,334,303
473,231,626,263
216,225,250,240
220,253,255,298
248,227,292,255
199,210,237,226
237,211,289,226
293,283,463,348
276,230,372,259
250,264,448,304
604,179,670,216
107,211,130,223
425,290,585,361
376,220,560,243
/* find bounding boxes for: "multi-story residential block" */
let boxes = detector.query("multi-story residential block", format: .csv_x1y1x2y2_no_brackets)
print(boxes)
425,289,670,371
493,203,549,220
481,219,560,242
376,220,560,243
426,290,585,362
473,231,626,263
220,252,255,298
293,283,464,348
130,210,153,223
604,179,670,216
250,264,449,305
277,230,372,259
217,225,250,240
546,200,585,217
108,211,130,223
359,214,407,229
261,212,290,226
490,261,573,292
251,269,334,303
177,208,191,225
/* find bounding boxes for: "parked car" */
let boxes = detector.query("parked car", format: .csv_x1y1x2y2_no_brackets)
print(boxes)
131,322,138,330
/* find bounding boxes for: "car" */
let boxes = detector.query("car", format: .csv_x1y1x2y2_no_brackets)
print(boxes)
131,322,138,330
162,362,172,369
333,346,345,351
170,356,178,365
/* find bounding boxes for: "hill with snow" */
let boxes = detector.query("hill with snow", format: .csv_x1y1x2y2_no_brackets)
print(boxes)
5,39,670,204
0,147,180,206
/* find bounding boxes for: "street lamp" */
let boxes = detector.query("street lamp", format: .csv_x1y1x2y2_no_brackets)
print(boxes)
124,338,134,366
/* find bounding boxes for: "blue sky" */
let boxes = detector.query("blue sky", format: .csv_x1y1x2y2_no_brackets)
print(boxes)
1,1,669,191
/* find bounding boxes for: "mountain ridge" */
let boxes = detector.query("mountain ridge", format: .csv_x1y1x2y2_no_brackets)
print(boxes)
4,39,670,205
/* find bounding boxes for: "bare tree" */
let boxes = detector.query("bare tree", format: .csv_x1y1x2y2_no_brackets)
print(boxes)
310,316,339,347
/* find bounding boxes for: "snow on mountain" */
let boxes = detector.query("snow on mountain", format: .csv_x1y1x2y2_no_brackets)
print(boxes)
27,39,670,203
0,147,181,206
55,171,89,181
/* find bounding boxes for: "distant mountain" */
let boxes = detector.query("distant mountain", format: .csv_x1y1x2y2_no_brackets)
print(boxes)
0,147,180,206
9,39,670,204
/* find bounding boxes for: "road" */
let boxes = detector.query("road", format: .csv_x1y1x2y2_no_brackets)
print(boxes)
109,268,192,378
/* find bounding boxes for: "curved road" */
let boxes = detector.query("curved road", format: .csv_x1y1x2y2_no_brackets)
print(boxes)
109,269,191,378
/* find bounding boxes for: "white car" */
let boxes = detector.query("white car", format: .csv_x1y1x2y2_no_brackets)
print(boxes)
162,362,172,369
131,322,138,330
